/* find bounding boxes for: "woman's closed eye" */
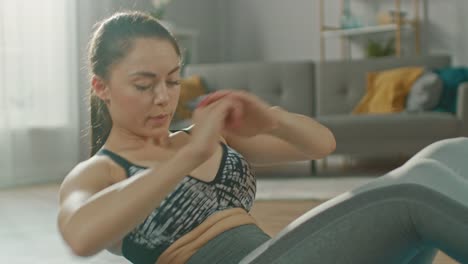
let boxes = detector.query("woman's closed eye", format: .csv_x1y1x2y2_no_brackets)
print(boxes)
134,80,180,91
166,80,180,87
135,83,153,91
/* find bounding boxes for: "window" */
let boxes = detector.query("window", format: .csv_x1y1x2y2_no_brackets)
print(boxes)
0,0,77,128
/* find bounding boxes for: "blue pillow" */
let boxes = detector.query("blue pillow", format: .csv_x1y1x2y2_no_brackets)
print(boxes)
406,71,443,112
432,67,468,114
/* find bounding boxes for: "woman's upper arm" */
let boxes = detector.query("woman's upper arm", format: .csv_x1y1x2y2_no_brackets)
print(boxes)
57,158,114,239
222,132,313,166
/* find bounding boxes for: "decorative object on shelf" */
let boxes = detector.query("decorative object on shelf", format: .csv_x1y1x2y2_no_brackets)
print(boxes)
389,10,408,23
366,38,395,58
340,0,362,29
364,0,381,26
377,10,408,25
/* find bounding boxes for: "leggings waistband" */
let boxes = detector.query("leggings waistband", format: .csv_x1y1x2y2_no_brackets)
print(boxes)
187,224,271,264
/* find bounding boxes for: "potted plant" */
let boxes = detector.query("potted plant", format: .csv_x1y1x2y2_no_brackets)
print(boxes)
366,38,395,58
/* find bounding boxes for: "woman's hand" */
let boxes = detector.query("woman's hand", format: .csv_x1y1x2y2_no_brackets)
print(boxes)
187,95,243,159
197,90,279,138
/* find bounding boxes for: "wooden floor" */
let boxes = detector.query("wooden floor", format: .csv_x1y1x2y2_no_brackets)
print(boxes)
0,184,458,263
250,200,458,264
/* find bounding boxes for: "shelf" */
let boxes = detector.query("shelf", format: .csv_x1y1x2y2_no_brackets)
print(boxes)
322,24,412,38
319,0,422,60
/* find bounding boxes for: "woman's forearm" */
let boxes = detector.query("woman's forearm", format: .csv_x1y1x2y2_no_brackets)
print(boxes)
266,107,336,159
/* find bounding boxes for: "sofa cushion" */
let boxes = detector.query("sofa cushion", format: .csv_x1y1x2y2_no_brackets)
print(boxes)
405,71,443,112
315,55,451,116
174,75,207,121
353,67,424,114
318,112,458,140
433,67,468,113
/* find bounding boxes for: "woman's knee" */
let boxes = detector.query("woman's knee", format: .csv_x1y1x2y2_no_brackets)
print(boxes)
403,158,446,174
413,137,468,161
352,159,450,195
408,137,468,176
354,158,467,204
393,158,468,192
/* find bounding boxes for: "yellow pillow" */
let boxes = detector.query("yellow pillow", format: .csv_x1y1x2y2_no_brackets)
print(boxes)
175,75,207,120
353,67,424,114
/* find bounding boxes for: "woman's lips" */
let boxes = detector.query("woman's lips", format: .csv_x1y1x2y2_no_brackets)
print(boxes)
148,114,169,125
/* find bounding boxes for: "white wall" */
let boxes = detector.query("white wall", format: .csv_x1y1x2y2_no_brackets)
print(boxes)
422,0,468,65
223,0,468,65
223,0,320,62
164,0,223,63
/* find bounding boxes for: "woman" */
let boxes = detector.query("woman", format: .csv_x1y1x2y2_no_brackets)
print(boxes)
57,11,468,264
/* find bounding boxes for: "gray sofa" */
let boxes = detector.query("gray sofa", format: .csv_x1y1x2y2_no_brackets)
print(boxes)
316,55,468,158
172,61,316,129
175,55,468,172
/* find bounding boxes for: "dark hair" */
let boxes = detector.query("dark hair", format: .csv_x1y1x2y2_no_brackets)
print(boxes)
87,11,181,157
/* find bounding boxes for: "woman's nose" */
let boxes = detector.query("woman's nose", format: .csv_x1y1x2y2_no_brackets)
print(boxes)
152,82,169,105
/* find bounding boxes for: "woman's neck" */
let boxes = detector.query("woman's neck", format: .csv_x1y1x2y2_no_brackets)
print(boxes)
104,126,172,153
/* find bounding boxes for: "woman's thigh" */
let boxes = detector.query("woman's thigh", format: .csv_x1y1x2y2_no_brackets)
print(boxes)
241,159,468,263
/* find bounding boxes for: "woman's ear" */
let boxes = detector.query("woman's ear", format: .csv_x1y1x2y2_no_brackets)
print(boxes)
91,75,110,103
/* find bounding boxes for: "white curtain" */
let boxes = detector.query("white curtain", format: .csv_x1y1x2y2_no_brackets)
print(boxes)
0,0,79,188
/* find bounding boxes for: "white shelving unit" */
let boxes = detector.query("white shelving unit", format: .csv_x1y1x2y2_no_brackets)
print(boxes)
319,0,422,61
322,23,411,38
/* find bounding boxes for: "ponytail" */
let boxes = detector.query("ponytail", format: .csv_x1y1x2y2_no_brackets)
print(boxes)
89,94,112,157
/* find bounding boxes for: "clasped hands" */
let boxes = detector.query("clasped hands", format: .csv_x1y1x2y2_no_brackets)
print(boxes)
195,90,281,137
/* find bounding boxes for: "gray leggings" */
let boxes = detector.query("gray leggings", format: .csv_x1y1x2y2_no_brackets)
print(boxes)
188,137,468,264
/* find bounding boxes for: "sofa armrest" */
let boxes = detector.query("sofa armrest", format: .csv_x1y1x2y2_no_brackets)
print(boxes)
457,82,468,136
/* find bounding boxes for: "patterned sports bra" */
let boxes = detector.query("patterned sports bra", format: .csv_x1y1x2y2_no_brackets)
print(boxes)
95,129,257,264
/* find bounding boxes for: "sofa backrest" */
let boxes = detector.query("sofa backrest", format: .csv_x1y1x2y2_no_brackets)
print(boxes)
315,55,452,116
184,62,315,116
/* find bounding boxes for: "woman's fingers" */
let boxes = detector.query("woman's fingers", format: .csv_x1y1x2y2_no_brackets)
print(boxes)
223,99,242,130
232,100,243,127
202,96,243,130
196,90,233,108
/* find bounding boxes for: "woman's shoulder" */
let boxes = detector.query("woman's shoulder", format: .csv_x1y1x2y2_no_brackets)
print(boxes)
65,156,111,181
59,156,118,202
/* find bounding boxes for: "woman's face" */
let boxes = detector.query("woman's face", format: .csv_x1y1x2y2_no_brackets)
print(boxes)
105,37,181,138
